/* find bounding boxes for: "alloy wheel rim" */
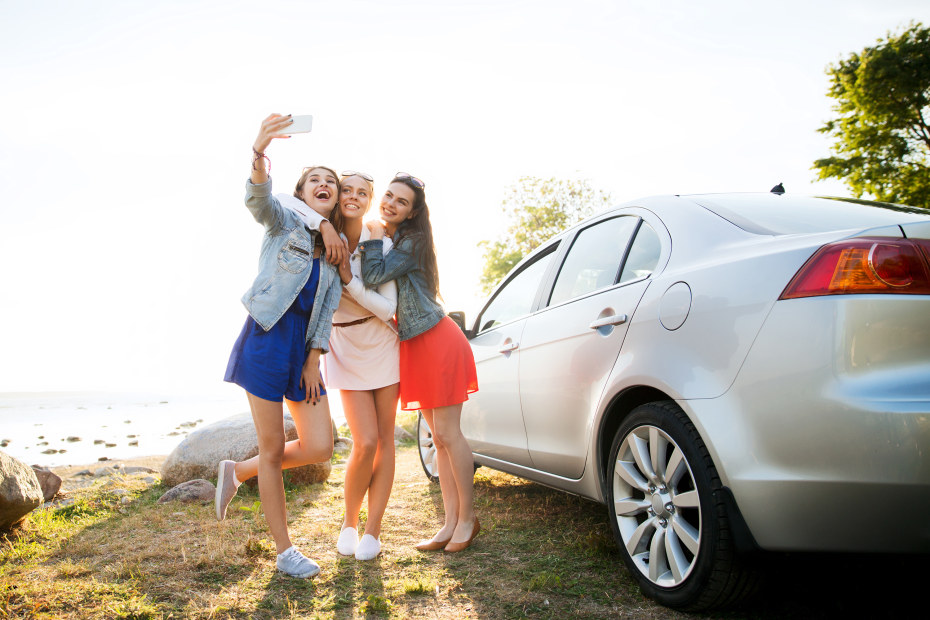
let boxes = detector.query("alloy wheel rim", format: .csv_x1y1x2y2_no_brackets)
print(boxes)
418,415,438,478
612,424,702,587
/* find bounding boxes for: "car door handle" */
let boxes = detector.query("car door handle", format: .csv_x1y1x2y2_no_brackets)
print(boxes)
499,340,519,353
589,314,628,330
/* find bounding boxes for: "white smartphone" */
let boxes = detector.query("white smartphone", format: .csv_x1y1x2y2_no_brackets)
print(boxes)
281,115,313,134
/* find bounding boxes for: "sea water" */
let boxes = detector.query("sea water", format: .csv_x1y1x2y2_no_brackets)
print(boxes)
0,388,347,467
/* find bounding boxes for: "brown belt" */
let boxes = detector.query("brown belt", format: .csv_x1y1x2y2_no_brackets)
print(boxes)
333,315,375,328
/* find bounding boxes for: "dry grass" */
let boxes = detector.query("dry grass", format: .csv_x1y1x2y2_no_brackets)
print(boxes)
2,438,925,619
2,444,679,619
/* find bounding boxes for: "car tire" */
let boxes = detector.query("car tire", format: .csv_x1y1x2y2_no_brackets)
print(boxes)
606,401,759,611
417,411,439,483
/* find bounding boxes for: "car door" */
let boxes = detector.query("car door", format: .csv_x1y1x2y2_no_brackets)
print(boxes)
518,216,661,478
461,244,560,466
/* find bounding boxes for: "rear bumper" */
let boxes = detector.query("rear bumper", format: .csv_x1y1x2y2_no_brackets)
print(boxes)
688,295,930,552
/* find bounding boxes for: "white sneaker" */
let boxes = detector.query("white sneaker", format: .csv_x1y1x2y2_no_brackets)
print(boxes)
276,546,320,578
336,527,358,556
215,460,239,521
355,534,381,561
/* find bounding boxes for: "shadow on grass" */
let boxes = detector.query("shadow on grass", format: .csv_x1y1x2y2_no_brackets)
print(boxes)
722,551,929,619
3,476,343,618
413,467,930,619
7,452,927,619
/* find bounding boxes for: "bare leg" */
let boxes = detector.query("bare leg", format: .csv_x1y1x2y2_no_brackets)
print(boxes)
234,395,334,483
341,384,399,538
243,392,333,555
362,384,399,539
246,393,290,554
420,408,460,544
341,390,379,532
429,404,477,544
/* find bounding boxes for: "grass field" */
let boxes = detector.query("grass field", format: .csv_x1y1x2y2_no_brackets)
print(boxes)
2,420,924,619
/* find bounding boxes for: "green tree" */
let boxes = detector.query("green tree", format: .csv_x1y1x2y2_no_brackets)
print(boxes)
813,22,930,208
479,176,613,293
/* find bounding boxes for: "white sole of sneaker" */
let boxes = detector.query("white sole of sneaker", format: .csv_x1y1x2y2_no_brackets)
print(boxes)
277,566,320,579
215,461,228,521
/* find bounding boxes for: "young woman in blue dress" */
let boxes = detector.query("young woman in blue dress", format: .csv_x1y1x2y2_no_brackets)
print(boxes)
216,113,346,579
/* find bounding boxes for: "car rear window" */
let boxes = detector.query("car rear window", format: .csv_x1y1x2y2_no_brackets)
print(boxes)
689,194,930,235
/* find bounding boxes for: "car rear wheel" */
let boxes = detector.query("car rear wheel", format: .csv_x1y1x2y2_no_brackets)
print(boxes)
417,411,439,483
606,401,758,610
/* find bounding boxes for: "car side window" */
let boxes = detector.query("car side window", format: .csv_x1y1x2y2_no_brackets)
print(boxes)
618,222,661,284
548,216,640,307
477,245,558,333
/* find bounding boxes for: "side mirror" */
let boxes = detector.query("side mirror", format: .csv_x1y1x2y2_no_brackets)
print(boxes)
447,311,466,333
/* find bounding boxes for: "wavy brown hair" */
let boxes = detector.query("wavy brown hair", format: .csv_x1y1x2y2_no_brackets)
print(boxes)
391,177,440,299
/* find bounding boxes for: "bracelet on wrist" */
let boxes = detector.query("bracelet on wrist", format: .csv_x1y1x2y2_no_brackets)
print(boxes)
251,148,270,173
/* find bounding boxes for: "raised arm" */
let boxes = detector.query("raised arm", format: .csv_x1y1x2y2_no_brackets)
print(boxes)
243,114,295,231
248,114,346,263
250,114,293,185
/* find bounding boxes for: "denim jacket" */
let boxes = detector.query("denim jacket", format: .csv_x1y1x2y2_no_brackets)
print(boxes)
360,234,444,341
241,179,342,353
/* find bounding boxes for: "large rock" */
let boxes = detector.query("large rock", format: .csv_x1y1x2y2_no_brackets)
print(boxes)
30,465,62,501
161,412,332,487
394,425,415,444
157,479,215,504
1,451,44,530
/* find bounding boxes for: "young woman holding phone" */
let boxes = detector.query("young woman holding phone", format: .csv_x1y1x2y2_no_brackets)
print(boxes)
216,113,345,579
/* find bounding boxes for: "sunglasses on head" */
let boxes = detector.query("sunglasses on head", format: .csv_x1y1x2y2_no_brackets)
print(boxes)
393,172,425,189
341,170,374,183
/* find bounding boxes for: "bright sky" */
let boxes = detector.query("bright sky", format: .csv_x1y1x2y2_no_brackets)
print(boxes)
1,0,928,393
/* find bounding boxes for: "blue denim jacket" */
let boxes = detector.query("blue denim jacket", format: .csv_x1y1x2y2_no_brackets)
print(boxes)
241,179,342,353
360,235,444,341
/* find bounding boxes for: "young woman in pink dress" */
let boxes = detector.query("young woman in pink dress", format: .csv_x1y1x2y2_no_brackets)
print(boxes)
324,172,401,561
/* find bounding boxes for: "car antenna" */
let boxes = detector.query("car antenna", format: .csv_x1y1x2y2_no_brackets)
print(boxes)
770,182,785,194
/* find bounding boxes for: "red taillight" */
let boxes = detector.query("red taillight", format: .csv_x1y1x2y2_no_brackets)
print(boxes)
780,237,930,299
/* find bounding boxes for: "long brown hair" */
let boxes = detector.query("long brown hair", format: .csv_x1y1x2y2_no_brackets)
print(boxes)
392,177,440,299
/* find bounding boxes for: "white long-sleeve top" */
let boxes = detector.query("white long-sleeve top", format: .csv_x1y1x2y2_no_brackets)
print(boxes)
323,225,400,390
335,225,397,326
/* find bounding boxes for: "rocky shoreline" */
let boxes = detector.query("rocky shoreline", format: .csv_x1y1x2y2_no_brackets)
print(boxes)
0,419,205,463
0,391,253,468
0,452,161,529
2,410,358,531
52,455,167,493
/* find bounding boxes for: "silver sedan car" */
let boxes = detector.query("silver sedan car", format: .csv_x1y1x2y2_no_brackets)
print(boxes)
417,192,930,610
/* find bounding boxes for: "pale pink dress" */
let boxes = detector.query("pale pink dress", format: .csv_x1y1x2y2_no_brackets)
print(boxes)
323,229,400,390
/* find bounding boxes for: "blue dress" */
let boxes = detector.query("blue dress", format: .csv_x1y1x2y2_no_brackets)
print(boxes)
224,258,326,402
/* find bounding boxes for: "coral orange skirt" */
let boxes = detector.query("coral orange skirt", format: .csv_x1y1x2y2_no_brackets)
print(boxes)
399,317,478,410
